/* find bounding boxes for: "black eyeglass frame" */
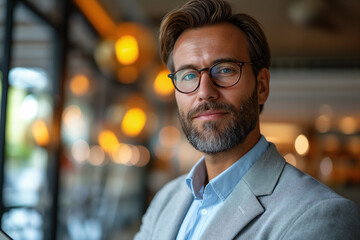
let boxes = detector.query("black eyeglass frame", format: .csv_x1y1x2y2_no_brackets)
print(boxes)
168,60,253,94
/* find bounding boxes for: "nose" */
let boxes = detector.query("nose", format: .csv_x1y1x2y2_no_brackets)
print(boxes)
197,71,219,101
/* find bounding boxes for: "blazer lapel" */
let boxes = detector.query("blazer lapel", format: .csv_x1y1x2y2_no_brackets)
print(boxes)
200,180,264,240
200,143,286,240
152,183,193,240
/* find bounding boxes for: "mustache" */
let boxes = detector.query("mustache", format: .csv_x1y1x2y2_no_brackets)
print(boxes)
187,101,237,120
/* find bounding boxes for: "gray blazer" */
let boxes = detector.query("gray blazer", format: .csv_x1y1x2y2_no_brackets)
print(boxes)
135,143,360,240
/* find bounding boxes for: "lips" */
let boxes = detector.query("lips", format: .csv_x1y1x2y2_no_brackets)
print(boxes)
187,101,235,122
192,110,228,120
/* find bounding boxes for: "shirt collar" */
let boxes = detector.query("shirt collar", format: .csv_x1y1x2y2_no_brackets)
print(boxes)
186,135,269,201
186,156,207,200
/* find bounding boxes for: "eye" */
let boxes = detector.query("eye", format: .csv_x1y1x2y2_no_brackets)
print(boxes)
212,62,239,76
183,73,197,80
213,66,236,75
175,69,198,83
219,68,233,74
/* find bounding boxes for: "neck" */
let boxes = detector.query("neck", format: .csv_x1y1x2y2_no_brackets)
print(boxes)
204,127,261,182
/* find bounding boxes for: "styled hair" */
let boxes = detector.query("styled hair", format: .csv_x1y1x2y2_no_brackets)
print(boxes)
159,0,271,112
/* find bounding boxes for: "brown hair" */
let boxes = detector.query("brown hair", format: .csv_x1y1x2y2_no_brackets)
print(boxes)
159,0,270,112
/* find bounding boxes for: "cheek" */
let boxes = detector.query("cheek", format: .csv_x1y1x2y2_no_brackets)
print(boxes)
175,93,191,113
221,90,243,105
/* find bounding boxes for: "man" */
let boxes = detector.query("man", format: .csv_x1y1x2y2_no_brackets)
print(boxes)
135,0,360,239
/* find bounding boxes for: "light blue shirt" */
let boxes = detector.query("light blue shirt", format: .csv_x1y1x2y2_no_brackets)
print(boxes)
176,136,269,240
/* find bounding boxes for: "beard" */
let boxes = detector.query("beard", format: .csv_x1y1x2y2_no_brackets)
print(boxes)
178,87,259,155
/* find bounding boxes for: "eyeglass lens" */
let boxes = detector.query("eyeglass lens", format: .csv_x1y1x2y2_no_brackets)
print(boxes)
173,61,242,93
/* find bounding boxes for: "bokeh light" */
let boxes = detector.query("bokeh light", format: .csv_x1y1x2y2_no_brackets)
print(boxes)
294,134,309,156
121,108,146,137
31,120,50,147
19,95,38,120
62,105,82,126
72,140,90,163
315,114,331,133
129,145,141,166
89,145,105,166
339,116,357,135
98,130,119,153
153,69,174,96
136,145,150,167
115,22,156,68
112,143,132,164
115,35,139,65
320,157,333,176
70,74,90,96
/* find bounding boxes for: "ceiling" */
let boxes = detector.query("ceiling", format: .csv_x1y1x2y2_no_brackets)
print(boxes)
101,0,360,125
1,0,360,126
101,0,360,59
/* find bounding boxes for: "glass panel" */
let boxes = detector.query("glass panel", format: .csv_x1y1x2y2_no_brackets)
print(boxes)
26,0,60,23
0,0,5,104
56,13,149,240
1,2,55,240
0,0,4,60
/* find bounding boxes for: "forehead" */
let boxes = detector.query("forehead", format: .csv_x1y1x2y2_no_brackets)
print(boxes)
172,23,249,69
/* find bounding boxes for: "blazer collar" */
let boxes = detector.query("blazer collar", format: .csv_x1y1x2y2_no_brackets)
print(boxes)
243,143,286,196
200,143,286,240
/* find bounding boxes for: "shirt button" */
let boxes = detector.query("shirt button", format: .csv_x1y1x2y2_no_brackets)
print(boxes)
201,209,208,215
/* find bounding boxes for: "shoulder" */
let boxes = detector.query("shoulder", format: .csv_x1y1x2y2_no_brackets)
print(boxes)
279,163,342,200
268,163,360,239
279,190,360,239
269,162,355,209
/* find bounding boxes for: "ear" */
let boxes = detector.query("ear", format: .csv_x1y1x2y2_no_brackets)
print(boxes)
256,67,270,105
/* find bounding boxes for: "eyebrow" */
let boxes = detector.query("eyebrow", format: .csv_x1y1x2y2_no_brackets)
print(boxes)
174,57,242,72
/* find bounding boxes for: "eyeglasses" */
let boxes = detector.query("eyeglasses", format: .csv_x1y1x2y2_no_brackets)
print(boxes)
168,60,253,94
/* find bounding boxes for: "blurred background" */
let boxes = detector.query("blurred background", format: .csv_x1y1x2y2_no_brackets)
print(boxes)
0,0,359,239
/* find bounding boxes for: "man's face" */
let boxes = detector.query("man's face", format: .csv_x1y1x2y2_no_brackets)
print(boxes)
172,23,265,154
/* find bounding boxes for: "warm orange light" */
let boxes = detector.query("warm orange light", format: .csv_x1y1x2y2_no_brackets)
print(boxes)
98,130,119,153
261,123,300,145
339,116,357,135
153,69,174,96
348,137,360,155
117,66,139,84
295,134,309,156
115,23,156,67
70,74,89,96
121,108,146,137
32,120,50,146
115,35,139,65
74,0,116,37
